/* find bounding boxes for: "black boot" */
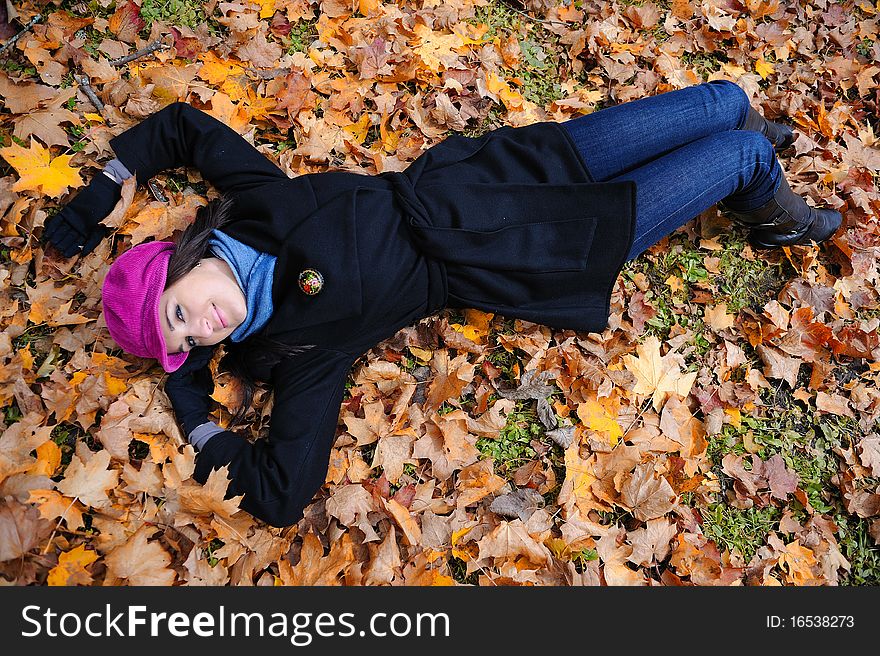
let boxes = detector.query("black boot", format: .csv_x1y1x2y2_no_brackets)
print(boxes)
722,177,841,248
743,107,795,152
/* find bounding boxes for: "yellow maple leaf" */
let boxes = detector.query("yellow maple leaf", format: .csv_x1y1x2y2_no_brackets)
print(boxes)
0,140,83,197
450,323,483,343
343,113,372,143
724,407,742,428
407,347,432,365
197,52,245,86
47,545,99,586
412,23,480,73
252,0,276,19
359,0,379,15
576,398,623,446
562,441,598,515
485,71,526,110
622,335,698,411
451,525,474,561
754,58,776,80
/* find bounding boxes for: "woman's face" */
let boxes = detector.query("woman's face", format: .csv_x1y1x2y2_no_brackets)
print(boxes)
159,257,247,354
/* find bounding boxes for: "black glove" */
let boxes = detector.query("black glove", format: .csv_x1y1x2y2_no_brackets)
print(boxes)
43,173,121,257
163,346,216,437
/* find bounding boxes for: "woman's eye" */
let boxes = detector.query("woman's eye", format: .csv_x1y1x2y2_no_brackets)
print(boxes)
176,305,184,322
187,336,197,349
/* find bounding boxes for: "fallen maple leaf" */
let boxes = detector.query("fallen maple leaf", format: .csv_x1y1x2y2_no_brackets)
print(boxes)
0,497,53,562
622,335,698,410
0,139,83,197
47,544,99,586
177,466,244,519
104,525,176,586
55,449,118,509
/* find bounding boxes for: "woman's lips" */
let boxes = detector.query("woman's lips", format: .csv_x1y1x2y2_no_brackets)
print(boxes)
213,304,227,329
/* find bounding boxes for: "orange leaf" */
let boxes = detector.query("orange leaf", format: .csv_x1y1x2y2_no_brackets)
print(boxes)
47,545,99,586
0,140,83,197
28,440,61,477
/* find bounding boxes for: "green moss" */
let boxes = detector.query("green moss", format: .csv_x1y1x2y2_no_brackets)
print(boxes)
140,0,208,30
285,19,318,56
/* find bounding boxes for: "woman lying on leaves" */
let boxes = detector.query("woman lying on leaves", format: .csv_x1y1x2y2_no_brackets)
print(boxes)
42,80,841,528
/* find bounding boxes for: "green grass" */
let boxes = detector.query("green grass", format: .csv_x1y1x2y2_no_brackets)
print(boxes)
466,1,523,39
835,513,880,585
693,404,880,583
476,401,544,476
700,502,782,562
448,555,479,585
680,50,728,81
205,537,225,567
712,233,793,313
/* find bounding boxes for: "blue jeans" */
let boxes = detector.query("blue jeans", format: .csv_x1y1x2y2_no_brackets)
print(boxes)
560,80,783,260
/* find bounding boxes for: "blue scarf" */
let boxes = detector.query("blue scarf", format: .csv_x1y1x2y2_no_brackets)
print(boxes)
207,230,276,342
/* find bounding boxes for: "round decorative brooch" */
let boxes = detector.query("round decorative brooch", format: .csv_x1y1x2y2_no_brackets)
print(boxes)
298,268,324,295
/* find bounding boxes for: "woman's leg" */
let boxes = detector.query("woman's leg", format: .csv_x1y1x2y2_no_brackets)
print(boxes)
617,129,782,260
561,80,751,181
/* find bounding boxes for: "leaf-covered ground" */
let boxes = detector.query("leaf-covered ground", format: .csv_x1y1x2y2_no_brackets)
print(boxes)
1,0,879,586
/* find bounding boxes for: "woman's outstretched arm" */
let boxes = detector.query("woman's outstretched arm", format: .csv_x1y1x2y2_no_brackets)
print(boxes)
43,102,288,257
108,101,288,193
187,347,358,527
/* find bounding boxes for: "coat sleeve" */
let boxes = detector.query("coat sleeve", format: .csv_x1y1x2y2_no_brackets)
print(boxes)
108,102,288,193
191,347,358,527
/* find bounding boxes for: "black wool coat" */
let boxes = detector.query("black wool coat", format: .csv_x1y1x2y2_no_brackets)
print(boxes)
109,102,636,527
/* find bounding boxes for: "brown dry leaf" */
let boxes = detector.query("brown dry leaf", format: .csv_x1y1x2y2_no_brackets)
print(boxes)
383,497,422,546
618,463,677,521
363,525,401,585
455,459,507,508
277,532,354,585
0,497,53,562
778,540,819,585
177,466,244,519
55,449,118,510
371,434,414,484
28,489,86,531
182,546,231,585
858,435,880,477
424,349,475,413
476,519,551,566
627,518,679,567
596,527,648,586
104,525,176,586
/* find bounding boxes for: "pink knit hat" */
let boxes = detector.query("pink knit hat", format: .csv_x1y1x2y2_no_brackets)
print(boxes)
101,240,188,373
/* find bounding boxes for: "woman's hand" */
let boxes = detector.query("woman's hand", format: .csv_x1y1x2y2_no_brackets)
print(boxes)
163,345,216,437
42,173,120,257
